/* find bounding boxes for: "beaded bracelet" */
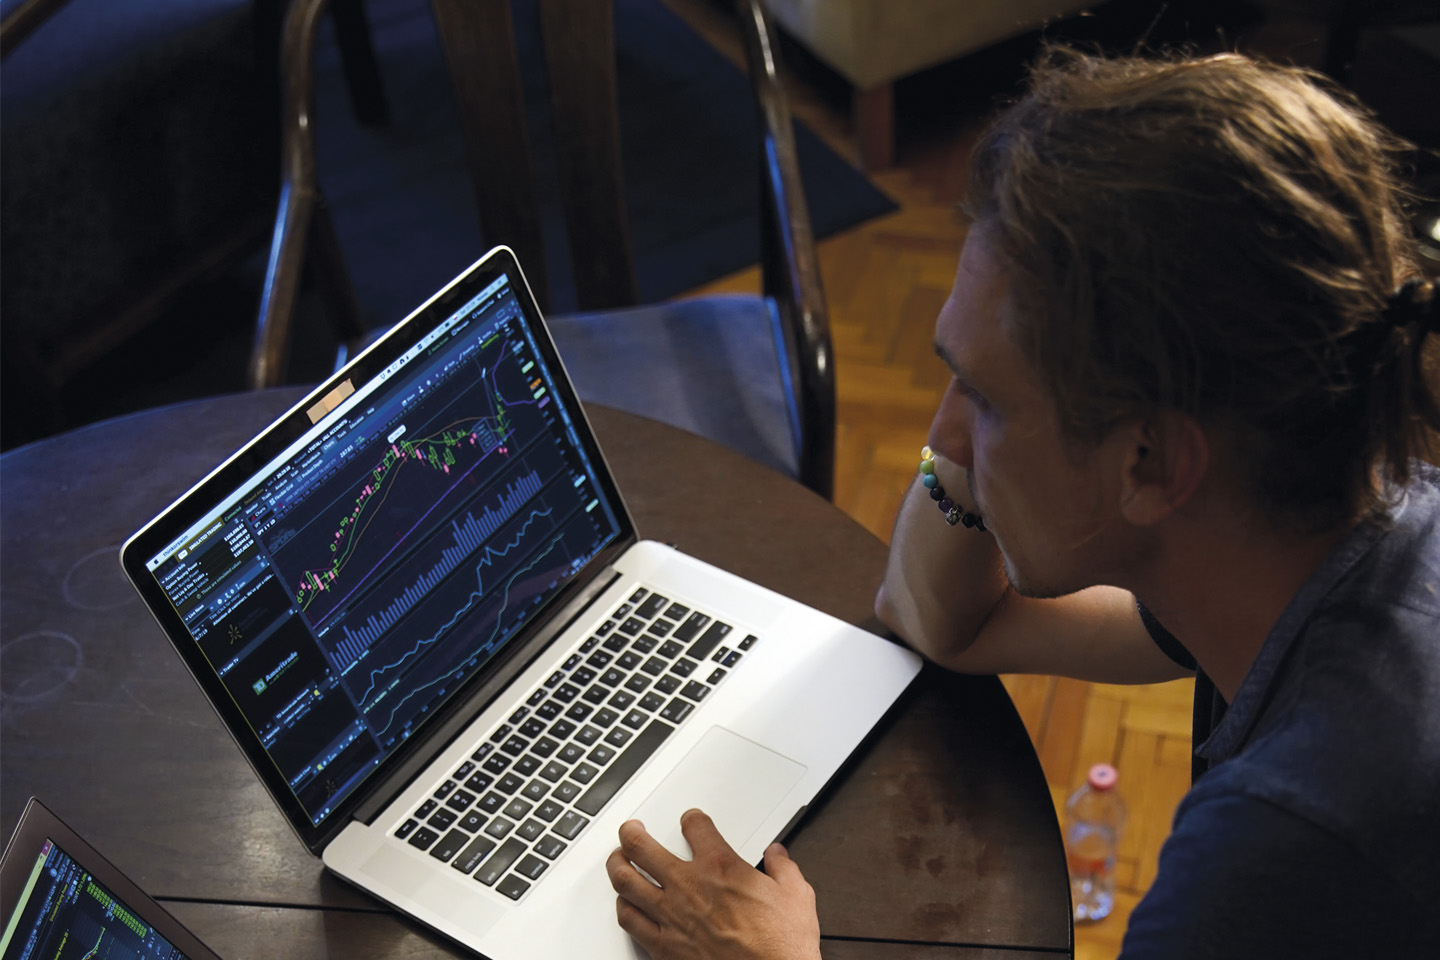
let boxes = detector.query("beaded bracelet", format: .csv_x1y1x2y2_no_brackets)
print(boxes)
919,446,986,531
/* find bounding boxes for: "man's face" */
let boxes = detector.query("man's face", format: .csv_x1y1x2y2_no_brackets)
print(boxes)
929,228,1136,598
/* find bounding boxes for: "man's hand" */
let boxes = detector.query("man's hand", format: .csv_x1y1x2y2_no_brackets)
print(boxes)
605,809,822,960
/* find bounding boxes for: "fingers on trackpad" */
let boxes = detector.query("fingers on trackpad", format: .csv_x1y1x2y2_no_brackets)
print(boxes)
630,726,807,861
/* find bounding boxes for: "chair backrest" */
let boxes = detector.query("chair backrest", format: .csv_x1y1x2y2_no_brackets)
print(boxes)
252,0,835,498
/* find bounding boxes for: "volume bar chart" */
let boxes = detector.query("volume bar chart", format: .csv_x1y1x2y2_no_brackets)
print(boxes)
333,469,543,668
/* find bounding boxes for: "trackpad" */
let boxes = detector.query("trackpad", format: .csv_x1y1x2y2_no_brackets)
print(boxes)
631,726,807,861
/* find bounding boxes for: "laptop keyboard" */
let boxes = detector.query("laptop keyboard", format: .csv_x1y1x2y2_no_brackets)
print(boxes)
391,586,758,901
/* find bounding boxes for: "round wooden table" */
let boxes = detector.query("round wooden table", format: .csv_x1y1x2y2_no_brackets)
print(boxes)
0,390,1071,959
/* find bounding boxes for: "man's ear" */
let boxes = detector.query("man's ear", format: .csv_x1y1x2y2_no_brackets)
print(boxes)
1116,412,1209,527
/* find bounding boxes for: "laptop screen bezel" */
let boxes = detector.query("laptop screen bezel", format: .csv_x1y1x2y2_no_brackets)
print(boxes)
119,246,638,854
1,798,224,960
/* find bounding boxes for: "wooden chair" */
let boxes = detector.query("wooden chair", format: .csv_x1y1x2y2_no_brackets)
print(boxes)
250,0,835,498
0,0,388,448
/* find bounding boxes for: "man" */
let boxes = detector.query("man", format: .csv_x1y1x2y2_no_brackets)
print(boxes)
606,49,1440,958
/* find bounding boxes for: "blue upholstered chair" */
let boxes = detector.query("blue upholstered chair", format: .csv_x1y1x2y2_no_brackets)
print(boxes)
249,0,835,497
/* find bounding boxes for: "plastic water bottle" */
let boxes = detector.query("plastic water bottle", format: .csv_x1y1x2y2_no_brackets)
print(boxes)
1064,763,1126,922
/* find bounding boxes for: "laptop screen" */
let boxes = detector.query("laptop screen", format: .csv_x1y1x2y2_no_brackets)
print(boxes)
136,268,624,828
0,838,193,960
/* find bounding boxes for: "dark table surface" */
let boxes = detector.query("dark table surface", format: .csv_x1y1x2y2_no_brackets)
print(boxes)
0,390,1071,959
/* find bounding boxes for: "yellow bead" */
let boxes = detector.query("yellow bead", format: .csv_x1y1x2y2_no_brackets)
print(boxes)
920,445,933,460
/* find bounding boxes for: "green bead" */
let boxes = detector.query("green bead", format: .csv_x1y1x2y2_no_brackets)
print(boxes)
918,459,935,475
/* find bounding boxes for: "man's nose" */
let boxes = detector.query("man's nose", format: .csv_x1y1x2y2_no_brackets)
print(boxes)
927,388,974,469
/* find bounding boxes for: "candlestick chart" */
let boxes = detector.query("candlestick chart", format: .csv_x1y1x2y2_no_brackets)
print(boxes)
259,325,609,742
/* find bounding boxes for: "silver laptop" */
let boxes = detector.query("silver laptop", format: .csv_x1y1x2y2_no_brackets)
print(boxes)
120,245,921,960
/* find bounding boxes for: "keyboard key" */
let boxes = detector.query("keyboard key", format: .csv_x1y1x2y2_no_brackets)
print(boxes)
431,828,469,863
625,673,652,692
497,874,531,901
428,808,457,831
608,690,635,710
636,593,669,619
588,744,616,765
565,702,593,722
661,698,695,723
532,737,558,758
671,612,710,643
614,603,634,619
641,656,666,676
593,707,620,728
582,685,608,704
707,668,726,685
658,640,684,659
416,799,438,818
519,718,546,738
559,741,587,762
537,700,562,720
483,754,510,774
574,720,675,816
739,634,757,650
516,854,549,880
644,620,673,638
521,779,549,801
597,620,616,636
623,708,648,729
679,681,709,702
395,818,418,839
446,789,477,812
687,621,732,661
605,727,633,748
629,588,648,604
535,834,567,859
603,634,628,652
722,651,742,667
526,688,547,706
580,636,599,653
669,658,697,678
489,726,513,744
509,707,529,724
553,780,581,803
460,811,487,833
454,761,476,780
655,675,681,695
408,826,440,850
554,683,581,704
555,811,590,840
540,760,569,782
484,817,516,840
478,791,506,814
514,755,541,776
465,771,494,793
571,762,599,784
536,800,563,822
573,666,598,685
617,651,642,671
639,692,666,712
599,668,626,687
434,780,458,800
587,650,613,668
619,618,644,636
663,602,690,621
501,736,529,756
497,773,525,794
474,838,527,887
503,797,533,820
563,653,582,671
711,646,731,663
549,718,577,740
452,835,496,874
471,742,494,762
517,819,546,842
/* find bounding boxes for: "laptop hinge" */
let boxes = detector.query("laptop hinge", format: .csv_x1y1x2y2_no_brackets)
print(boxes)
352,568,625,826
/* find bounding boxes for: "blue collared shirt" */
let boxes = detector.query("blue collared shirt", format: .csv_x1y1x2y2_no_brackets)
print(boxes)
1126,463,1440,957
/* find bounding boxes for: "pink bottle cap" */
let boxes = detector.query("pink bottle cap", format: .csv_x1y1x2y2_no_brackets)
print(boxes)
1087,763,1118,791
